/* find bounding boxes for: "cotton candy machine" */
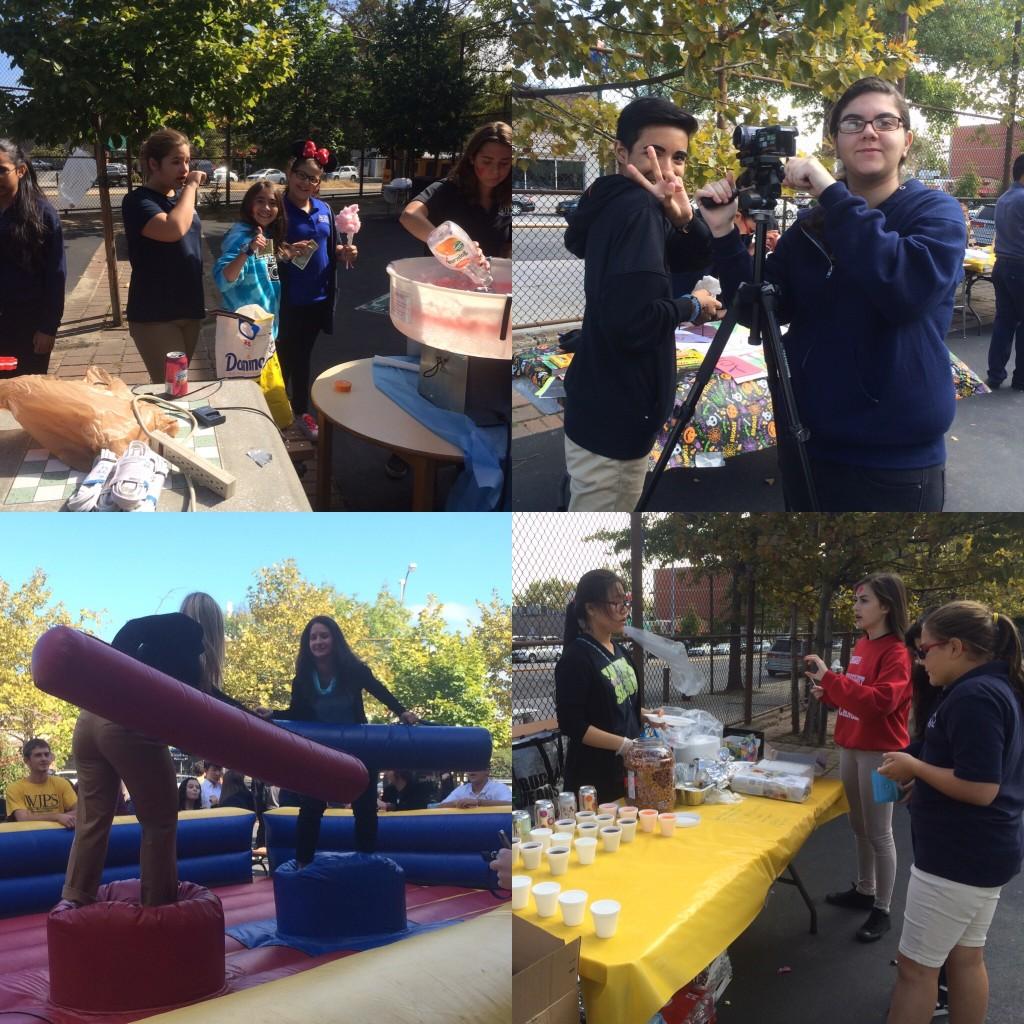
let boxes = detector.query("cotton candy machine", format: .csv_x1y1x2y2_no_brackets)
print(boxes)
386,257,512,424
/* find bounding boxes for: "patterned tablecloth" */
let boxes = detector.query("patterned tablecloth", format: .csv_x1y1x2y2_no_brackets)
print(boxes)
514,327,988,470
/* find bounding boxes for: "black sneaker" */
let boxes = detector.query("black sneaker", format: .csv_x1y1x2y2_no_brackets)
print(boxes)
986,378,1003,389
825,884,875,910
1011,380,1024,392
856,907,891,943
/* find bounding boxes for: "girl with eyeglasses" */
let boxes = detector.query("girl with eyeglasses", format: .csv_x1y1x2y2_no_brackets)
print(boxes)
804,572,912,943
277,140,359,442
696,77,967,511
555,569,651,803
878,602,1024,1024
0,139,65,379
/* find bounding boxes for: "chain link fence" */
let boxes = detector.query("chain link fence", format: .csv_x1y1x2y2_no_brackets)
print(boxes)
511,513,859,808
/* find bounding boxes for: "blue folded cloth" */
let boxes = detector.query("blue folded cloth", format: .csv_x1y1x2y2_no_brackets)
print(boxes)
372,356,506,511
871,768,903,803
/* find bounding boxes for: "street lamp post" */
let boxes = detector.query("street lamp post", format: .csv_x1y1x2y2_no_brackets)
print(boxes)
400,563,417,605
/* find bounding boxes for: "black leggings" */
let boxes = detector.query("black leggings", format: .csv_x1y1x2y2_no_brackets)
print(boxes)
276,301,326,416
283,775,379,864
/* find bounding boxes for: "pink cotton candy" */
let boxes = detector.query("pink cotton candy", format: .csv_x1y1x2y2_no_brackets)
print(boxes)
335,204,361,237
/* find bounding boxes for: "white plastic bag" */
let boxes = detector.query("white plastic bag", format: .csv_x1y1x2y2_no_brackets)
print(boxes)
623,624,703,696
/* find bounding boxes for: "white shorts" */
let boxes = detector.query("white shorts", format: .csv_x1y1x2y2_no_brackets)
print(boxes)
898,864,1002,968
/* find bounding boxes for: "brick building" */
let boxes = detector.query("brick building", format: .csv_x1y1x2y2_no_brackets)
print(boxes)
948,123,1024,194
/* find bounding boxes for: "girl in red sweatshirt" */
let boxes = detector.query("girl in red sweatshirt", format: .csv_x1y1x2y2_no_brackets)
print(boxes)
805,572,912,943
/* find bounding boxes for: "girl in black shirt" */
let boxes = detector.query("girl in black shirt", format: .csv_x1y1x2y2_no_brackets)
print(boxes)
555,569,650,802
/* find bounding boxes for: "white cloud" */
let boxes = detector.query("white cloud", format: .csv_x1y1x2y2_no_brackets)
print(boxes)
406,601,481,633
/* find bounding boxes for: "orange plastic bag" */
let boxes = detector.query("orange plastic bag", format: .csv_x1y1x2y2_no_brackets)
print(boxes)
0,366,180,471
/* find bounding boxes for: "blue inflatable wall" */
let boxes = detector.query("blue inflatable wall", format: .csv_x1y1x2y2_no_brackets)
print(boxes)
0,809,255,918
264,807,510,889
272,721,492,771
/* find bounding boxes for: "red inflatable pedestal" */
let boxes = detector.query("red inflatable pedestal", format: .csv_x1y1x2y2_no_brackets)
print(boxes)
47,880,226,1012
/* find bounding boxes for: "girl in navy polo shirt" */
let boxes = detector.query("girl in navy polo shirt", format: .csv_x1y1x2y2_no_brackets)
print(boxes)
122,129,206,383
879,601,1024,1024
278,140,358,441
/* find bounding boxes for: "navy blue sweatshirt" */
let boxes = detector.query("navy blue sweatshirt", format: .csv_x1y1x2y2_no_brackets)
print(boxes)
909,662,1024,888
711,179,966,470
563,175,713,460
0,198,66,335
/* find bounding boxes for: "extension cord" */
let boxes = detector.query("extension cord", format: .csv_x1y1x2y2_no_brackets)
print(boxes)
149,431,237,499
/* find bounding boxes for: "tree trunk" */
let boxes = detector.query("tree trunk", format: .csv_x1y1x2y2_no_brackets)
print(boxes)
743,568,756,724
789,604,801,734
630,513,646,710
725,567,744,692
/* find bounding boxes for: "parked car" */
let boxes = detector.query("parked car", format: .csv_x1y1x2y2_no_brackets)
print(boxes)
970,204,996,246
512,195,536,214
212,166,238,182
94,162,129,186
246,168,287,183
32,158,58,172
324,165,359,182
689,642,711,657
765,637,841,676
514,644,563,664
711,642,730,655
556,196,580,219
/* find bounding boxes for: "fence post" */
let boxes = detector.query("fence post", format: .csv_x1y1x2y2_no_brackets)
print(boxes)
92,117,122,327
630,512,645,705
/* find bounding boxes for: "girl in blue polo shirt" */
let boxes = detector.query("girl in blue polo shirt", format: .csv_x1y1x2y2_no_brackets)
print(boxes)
879,601,1024,1024
278,140,358,441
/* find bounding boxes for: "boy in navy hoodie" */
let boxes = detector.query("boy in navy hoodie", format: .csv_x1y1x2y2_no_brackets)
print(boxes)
562,97,718,511
696,77,966,511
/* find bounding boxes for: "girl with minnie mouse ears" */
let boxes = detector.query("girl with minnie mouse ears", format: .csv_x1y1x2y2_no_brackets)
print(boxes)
277,139,358,441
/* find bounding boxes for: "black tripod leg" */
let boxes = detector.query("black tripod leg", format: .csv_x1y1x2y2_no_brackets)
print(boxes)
634,305,743,513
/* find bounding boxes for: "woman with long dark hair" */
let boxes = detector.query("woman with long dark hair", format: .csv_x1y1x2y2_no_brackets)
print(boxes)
0,139,65,378
554,569,649,804
696,77,966,510
400,121,513,259
804,572,913,942
879,601,1024,1024
272,616,419,866
177,777,203,811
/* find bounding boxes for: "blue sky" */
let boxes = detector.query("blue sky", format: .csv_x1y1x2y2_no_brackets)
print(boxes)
0,514,510,640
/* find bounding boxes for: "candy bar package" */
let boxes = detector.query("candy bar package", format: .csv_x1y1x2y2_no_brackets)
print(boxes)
749,758,815,779
729,766,812,803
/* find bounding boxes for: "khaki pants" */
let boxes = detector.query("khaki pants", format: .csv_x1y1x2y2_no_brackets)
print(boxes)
128,319,202,384
62,711,179,907
564,435,649,512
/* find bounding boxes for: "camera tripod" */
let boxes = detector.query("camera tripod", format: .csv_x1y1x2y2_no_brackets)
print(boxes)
635,208,819,512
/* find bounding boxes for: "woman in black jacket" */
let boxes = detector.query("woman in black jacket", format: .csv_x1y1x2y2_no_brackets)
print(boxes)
273,616,419,866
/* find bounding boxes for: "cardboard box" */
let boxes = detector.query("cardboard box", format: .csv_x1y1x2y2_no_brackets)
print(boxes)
513,916,581,1024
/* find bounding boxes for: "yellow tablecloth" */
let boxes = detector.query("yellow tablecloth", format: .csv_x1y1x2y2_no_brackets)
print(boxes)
514,778,848,1024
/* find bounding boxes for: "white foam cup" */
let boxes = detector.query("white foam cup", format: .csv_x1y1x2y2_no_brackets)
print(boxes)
529,827,553,852
600,826,622,852
658,812,676,837
520,842,543,869
546,846,571,876
594,813,615,826
618,805,638,820
558,890,588,926
576,822,599,840
575,810,596,823
598,802,618,815
618,818,638,843
591,899,621,938
551,832,574,849
511,875,531,909
532,881,561,917
574,837,598,864
555,818,576,834
638,809,658,833
511,837,521,864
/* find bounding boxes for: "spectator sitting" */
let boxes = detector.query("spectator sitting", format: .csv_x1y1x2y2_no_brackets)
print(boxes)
439,769,512,808
218,770,255,811
378,770,434,812
4,737,77,828
178,776,203,811
200,762,223,808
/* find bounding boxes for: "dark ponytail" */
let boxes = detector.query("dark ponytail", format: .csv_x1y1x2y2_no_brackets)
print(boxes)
561,569,625,648
924,601,1024,705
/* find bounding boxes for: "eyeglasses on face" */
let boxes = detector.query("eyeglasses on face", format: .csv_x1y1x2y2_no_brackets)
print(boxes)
602,599,631,612
914,639,950,660
292,168,321,185
837,114,904,134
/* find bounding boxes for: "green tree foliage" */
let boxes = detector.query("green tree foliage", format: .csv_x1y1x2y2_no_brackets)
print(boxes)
953,165,983,197
0,0,296,147
0,571,100,794
513,577,576,609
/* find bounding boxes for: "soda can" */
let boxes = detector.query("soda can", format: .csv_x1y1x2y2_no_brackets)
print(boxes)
533,799,555,829
165,351,188,397
557,791,577,819
578,785,597,812
512,810,532,842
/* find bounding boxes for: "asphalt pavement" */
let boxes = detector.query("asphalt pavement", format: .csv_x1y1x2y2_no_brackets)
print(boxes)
718,806,1024,1024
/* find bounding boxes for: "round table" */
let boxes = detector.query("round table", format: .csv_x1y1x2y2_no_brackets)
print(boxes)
311,358,463,511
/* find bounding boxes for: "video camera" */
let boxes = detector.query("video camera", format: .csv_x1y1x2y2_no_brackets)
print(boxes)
732,124,798,162
730,124,799,214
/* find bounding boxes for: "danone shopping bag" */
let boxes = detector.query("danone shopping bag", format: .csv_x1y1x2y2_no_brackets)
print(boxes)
213,304,276,379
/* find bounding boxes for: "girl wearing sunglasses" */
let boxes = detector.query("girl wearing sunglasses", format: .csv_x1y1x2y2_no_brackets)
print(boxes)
804,572,912,943
879,601,1024,1024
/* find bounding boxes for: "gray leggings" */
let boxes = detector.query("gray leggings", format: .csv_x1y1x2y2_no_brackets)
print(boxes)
839,747,897,912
